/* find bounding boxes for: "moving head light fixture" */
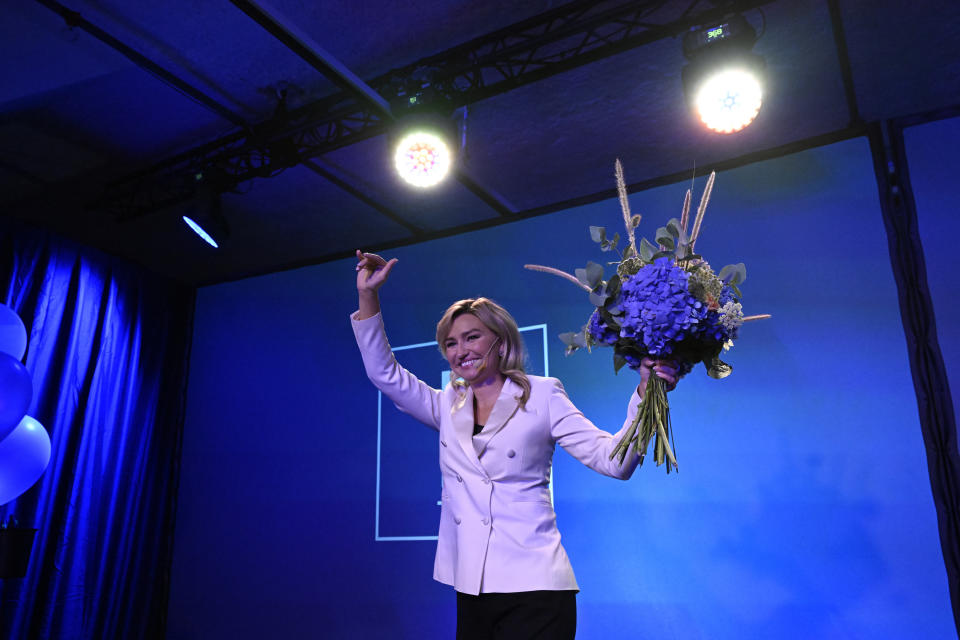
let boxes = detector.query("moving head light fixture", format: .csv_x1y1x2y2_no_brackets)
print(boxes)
388,68,459,188
681,14,766,134
181,171,230,248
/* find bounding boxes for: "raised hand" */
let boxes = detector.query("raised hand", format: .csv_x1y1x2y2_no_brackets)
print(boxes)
356,250,398,293
355,250,398,320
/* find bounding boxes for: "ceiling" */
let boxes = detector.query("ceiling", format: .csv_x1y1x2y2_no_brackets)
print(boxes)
1,0,958,286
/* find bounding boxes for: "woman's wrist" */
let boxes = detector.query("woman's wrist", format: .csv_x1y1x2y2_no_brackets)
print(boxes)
357,289,381,320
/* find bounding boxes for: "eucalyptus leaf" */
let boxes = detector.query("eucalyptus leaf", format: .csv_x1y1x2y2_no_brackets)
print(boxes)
584,261,604,288
666,218,687,245
719,263,747,285
613,353,627,374
599,309,621,327
605,274,621,302
607,273,621,291
655,228,675,251
589,290,607,306
573,330,589,348
590,226,607,244
601,233,620,252
639,237,657,262
558,332,578,347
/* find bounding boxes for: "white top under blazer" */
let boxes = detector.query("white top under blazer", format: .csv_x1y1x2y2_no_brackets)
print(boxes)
352,311,645,595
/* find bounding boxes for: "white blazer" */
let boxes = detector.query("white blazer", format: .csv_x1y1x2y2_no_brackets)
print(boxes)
352,312,644,595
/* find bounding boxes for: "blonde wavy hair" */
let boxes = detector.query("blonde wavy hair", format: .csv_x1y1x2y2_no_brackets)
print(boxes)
436,298,531,407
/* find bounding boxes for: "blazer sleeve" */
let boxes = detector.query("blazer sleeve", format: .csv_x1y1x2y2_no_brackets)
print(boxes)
351,311,442,432
547,378,644,480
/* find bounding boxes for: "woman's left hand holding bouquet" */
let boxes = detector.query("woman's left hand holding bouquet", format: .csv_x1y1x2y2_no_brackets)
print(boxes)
637,357,680,400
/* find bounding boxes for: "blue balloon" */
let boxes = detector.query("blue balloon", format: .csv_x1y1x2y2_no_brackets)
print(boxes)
0,304,27,361
0,352,32,442
0,415,51,506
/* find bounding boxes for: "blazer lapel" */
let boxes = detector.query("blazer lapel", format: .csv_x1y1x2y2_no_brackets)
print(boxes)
450,385,483,472
473,378,522,458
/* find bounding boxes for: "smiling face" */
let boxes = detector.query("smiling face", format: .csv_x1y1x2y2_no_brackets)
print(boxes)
442,312,504,386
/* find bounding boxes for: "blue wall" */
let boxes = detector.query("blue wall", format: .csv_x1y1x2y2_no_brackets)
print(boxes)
167,133,956,639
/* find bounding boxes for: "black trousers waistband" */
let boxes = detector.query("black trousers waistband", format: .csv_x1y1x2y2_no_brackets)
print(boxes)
456,590,577,640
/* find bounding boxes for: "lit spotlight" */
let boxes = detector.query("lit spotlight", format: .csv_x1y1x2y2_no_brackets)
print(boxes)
693,68,763,134
181,180,228,247
681,15,766,134
182,214,223,248
394,130,452,188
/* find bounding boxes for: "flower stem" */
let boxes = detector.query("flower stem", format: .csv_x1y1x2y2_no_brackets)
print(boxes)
610,374,678,473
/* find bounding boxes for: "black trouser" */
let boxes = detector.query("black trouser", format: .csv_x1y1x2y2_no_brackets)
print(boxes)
456,590,577,639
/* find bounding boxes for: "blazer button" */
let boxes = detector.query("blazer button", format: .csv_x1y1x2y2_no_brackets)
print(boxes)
454,516,461,525
482,478,490,485
506,449,516,458
440,440,447,447
456,474,463,482
481,518,489,526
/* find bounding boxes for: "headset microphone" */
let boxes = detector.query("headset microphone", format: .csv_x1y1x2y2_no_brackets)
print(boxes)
473,337,502,376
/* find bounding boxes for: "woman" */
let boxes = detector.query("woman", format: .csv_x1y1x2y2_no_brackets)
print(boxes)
352,250,679,639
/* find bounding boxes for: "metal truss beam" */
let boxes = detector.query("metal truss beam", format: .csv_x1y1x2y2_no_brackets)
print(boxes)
35,0,247,128
230,0,515,218
96,0,775,218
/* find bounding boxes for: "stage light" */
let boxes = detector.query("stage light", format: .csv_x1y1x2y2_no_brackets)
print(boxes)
682,15,766,134
182,214,225,248
393,130,453,188
693,68,763,134
182,180,228,248
387,70,459,188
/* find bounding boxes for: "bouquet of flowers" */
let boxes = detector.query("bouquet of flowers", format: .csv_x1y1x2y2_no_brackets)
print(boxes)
526,161,768,473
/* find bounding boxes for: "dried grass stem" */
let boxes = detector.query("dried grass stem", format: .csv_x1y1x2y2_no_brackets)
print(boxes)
615,159,637,254
690,171,715,250
524,264,592,292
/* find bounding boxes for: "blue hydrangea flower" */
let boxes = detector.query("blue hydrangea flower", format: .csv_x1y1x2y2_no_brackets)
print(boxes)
617,258,706,356
696,312,728,342
587,310,619,346
689,285,741,342
621,351,644,370
718,285,739,307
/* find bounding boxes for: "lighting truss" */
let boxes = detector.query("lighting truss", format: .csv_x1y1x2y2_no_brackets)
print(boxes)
97,0,775,219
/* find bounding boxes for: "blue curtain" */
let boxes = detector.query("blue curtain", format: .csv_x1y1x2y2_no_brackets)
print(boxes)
0,222,193,639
